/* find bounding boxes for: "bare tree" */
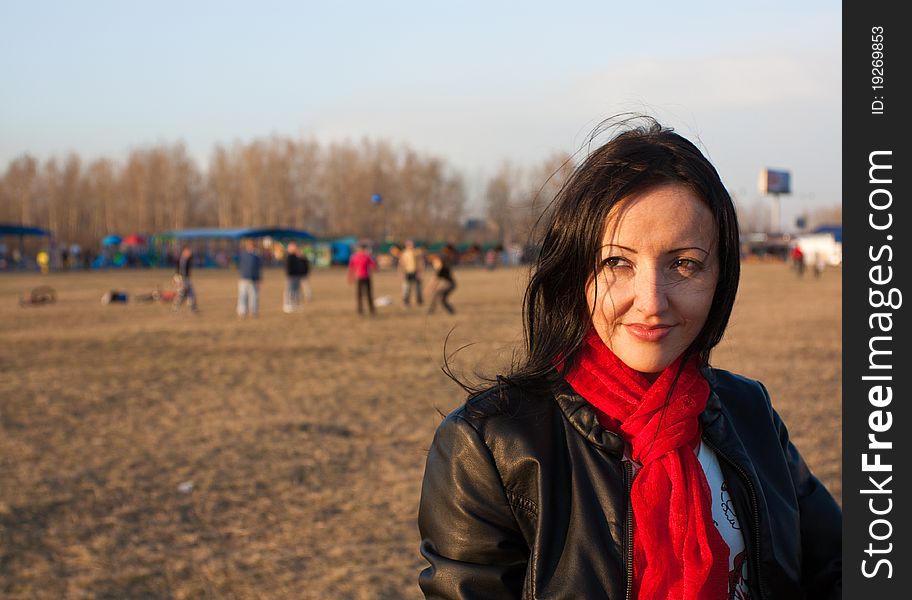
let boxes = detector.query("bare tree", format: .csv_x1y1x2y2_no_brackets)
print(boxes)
25,154,87,250
290,139,322,232
85,158,118,242
484,161,518,246
515,152,574,245
0,155,39,225
209,144,240,228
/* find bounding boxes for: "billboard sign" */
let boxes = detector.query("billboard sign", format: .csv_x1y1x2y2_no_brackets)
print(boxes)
758,168,791,194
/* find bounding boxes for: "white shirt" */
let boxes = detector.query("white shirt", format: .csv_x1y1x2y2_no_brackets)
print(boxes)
697,441,751,599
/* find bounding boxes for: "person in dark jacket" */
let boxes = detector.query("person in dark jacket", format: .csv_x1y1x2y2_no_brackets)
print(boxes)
283,242,311,313
418,118,841,600
172,246,198,312
426,253,455,315
237,238,262,318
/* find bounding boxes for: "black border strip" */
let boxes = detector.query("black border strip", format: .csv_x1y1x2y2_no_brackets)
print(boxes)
843,2,909,595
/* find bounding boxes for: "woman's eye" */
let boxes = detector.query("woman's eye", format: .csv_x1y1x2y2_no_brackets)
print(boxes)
601,256,630,269
671,258,702,275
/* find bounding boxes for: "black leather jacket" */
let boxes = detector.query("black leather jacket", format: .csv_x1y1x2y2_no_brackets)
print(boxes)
418,369,842,599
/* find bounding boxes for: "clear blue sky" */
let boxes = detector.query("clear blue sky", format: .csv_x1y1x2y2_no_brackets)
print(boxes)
1,0,840,226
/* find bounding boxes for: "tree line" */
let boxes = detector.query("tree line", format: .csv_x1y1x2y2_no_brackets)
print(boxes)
0,136,579,251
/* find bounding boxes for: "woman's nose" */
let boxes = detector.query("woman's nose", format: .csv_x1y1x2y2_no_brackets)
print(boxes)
632,268,669,315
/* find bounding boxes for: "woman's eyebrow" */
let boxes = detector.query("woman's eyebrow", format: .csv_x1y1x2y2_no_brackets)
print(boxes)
599,244,709,255
669,246,710,255
599,244,637,253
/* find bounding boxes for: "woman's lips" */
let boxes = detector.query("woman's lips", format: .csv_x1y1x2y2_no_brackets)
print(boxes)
624,323,673,342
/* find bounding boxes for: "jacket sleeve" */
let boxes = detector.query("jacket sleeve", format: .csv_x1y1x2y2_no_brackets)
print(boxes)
762,384,842,599
418,413,529,599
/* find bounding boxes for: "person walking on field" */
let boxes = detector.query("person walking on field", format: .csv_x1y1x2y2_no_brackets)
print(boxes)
813,251,826,278
284,242,311,312
172,246,198,313
427,254,456,315
790,245,805,277
398,239,424,307
348,243,378,316
237,239,262,318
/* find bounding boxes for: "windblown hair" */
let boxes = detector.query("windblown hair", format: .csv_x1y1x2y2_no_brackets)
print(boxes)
495,116,741,392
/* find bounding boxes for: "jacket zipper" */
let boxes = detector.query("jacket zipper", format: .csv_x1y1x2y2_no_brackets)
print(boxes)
701,435,766,600
623,460,634,600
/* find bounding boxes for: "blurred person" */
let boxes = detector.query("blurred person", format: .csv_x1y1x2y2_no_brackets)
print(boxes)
284,242,311,312
426,254,456,315
70,244,81,270
813,251,826,279
484,246,500,270
398,239,424,307
237,239,262,318
348,243,378,316
172,246,198,313
418,118,841,599
791,245,806,276
37,250,49,274
443,243,459,264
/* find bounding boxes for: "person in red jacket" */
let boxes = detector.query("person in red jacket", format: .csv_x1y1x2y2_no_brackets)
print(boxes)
347,244,378,315
791,245,806,276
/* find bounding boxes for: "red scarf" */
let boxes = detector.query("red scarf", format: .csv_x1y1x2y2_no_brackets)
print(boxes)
564,330,729,600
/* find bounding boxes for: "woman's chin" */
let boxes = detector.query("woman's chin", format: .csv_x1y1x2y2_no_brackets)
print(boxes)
614,351,675,378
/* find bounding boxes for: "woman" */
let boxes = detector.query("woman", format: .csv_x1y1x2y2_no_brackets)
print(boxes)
418,119,841,599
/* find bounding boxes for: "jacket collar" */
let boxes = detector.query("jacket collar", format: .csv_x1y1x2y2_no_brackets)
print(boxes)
700,366,724,425
552,380,626,456
698,367,759,479
552,367,741,460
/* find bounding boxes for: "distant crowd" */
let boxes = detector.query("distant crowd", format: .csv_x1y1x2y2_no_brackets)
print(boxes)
168,239,470,317
0,239,530,273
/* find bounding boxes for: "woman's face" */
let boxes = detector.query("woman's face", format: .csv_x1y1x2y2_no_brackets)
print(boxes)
586,183,719,380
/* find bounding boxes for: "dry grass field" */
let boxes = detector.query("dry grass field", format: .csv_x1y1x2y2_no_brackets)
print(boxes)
0,262,841,599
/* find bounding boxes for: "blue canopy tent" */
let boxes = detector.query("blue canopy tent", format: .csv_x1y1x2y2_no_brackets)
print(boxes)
158,227,316,241
324,236,357,265
151,227,317,268
812,225,842,243
0,224,51,270
0,224,51,237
